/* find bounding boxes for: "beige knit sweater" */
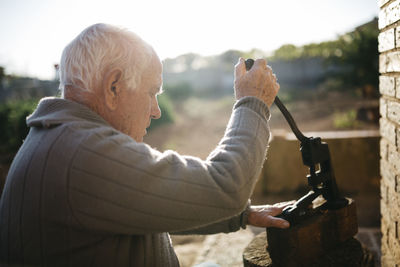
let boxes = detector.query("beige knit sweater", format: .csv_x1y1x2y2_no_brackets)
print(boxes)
0,96,271,267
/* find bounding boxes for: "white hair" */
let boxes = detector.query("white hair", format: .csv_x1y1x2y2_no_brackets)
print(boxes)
59,23,154,98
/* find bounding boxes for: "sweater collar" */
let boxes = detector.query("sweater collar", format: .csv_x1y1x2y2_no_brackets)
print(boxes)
27,97,109,128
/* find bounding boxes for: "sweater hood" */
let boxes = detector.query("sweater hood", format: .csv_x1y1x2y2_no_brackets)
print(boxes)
27,97,108,128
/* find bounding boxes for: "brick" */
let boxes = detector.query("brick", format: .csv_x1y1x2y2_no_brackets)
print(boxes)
386,182,400,221
394,192,400,219
381,98,388,118
389,227,400,261
380,155,392,177
379,0,400,29
397,77,400,98
381,207,391,244
395,198,400,224
380,76,396,96
379,28,395,52
381,253,396,266
380,118,397,145
388,100,400,124
381,137,389,160
388,142,400,173
385,187,400,222
380,51,400,73
380,246,390,263
381,176,389,204
388,142,400,172
381,157,396,184
382,204,400,239
379,0,391,8
380,150,400,173
381,241,391,263
397,27,400,48
382,205,390,233
380,171,400,220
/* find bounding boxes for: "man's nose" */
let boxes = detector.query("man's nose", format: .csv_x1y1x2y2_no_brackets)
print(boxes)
151,101,161,120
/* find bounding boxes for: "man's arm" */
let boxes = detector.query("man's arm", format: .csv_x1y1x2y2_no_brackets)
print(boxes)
171,201,251,235
172,200,292,235
68,96,269,235
67,59,283,235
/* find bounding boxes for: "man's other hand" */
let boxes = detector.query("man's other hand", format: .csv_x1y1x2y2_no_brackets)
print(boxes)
234,57,280,108
247,201,295,229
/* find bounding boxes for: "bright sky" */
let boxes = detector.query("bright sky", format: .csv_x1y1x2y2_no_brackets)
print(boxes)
0,0,378,80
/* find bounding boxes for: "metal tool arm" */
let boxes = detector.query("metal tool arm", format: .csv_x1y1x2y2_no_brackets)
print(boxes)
244,59,348,224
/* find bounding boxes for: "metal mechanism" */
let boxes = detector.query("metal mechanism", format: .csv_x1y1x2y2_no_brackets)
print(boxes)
245,59,348,225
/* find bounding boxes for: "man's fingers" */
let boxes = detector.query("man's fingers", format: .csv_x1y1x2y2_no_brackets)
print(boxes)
253,58,267,69
234,57,246,79
275,82,280,92
274,200,296,209
233,57,279,107
267,216,290,229
248,205,292,228
269,206,285,217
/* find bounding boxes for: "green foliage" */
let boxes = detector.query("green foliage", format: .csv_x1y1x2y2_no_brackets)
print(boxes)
0,66,4,89
272,44,303,60
271,18,378,97
271,41,342,61
333,110,358,129
0,100,37,157
219,50,244,65
0,95,174,156
147,94,175,131
163,82,194,101
327,19,379,92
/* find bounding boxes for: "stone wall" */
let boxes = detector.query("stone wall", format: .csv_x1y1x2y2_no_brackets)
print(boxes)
260,131,380,194
258,130,380,227
379,0,400,265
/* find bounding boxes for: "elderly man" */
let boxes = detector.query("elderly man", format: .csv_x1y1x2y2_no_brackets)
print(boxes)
0,24,287,267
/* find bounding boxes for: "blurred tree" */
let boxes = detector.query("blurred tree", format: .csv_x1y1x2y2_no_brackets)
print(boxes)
0,100,36,162
272,44,302,60
220,50,243,64
0,67,4,101
270,18,378,98
163,81,194,101
327,18,379,98
0,67,4,90
163,53,200,73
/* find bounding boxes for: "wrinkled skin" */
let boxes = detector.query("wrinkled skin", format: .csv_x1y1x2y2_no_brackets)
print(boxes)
248,201,295,228
87,54,162,142
234,58,280,108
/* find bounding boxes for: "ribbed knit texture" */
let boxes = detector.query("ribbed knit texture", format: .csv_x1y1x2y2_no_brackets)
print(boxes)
0,96,271,267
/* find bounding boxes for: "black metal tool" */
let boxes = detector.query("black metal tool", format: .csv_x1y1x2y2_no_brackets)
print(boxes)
245,58,348,225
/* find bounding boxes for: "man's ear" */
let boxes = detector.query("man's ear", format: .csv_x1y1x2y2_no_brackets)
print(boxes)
104,68,123,111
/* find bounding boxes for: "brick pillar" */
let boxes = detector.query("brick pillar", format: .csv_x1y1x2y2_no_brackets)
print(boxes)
379,0,400,265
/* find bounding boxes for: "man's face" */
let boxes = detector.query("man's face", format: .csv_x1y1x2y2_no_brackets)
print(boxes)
117,55,163,142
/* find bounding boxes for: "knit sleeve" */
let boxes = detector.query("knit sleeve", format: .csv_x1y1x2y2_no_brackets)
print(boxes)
171,200,251,235
67,96,270,235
